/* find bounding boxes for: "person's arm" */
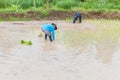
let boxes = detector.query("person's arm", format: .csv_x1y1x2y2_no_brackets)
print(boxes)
51,29,55,40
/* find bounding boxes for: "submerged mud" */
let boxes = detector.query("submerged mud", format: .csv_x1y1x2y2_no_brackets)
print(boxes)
0,20,120,80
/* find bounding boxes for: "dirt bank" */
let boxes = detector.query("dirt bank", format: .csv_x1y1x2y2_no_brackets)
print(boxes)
0,10,120,20
47,11,120,20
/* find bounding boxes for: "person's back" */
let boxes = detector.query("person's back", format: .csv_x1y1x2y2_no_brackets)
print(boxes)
75,12,81,17
41,24,54,32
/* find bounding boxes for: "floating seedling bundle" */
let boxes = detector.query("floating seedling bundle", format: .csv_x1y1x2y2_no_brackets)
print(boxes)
20,40,32,45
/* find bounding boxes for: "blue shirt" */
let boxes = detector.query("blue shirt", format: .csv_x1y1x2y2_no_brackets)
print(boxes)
41,24,55,40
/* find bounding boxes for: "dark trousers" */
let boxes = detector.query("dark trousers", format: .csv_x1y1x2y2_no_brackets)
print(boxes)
73,16,82,23
45,34,53,42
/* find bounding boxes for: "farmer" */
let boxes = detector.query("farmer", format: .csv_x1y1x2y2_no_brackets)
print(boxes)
73,12,82,23
41,23,57,42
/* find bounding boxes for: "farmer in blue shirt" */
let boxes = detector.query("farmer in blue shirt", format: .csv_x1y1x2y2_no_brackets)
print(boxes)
41,23,57,42
73,12,82,23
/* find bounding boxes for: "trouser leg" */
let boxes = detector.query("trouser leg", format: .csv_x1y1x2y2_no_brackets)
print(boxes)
79,16,82,23
45,34,47,40
49,35,53,42
73,16,77,23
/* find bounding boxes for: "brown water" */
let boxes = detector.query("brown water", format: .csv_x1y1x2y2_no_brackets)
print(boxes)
0,20,120,80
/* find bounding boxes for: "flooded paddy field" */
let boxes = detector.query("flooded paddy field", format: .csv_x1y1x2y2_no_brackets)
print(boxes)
0,20,120,80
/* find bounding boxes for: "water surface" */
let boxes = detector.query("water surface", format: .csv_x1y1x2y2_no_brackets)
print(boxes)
0,20,120,80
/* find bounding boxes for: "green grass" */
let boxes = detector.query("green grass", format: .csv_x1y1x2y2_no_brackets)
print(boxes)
0,0,120,12
56,0,79,9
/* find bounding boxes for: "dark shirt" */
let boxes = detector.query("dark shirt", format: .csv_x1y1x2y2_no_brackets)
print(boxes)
75,12,81,17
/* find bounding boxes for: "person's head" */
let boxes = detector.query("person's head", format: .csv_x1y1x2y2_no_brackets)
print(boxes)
51,23,57,30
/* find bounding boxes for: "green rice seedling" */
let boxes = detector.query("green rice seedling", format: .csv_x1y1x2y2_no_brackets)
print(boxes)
56,20,120,48
77,35,82,46
20,40,32,45
56,31,65,44
70,36,75,47
65,17,73,22
55,32,59,40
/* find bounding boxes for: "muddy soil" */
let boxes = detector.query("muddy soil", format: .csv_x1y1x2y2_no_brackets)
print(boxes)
0,10,120,20
0,20,120,80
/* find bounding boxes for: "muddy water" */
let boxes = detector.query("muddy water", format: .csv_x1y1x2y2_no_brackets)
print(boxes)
0,20,120,80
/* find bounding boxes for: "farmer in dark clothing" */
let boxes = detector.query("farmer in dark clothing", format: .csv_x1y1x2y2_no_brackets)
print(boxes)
73,12,82,23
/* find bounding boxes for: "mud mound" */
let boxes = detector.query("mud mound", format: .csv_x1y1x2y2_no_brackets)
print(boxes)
47,11,120,20
0,10,120,20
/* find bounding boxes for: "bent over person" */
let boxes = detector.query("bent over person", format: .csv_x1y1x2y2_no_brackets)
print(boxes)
41,23,57,42
73,12,82,23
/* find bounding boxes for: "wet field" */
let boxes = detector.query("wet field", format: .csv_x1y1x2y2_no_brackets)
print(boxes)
0,20,120,80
